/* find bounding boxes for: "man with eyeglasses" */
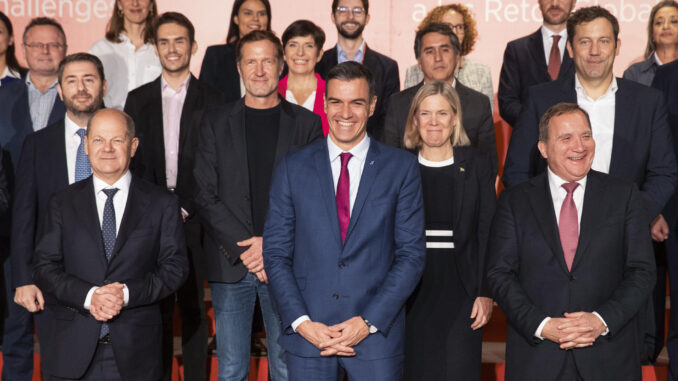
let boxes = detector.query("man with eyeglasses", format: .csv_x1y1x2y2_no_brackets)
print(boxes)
316,0,399,141
0,17,67,381
498,0,576,128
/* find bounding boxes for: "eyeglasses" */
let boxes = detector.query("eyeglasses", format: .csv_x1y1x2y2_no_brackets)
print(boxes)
335,6,366,16
446,23,465,33
24,42,66,51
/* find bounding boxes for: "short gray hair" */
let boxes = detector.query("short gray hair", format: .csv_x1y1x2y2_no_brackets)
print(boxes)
538,103,591,142
87,109,136,139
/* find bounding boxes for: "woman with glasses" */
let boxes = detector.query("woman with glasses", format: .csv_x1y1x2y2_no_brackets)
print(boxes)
403,81,495,381
404,4,494,111
200,0,272,102
0,12,24,87
89,0,161,110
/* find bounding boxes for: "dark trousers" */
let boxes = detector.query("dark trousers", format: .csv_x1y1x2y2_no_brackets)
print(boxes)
666,231,678,380
286,352,403,381
47,343,122,381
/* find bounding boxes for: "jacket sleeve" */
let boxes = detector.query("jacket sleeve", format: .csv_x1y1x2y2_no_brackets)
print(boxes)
11,135,38,288
498,42,523,127
502,86,541,188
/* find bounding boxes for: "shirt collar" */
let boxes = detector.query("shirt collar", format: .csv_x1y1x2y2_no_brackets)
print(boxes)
547,167,587,197
161,74,191,93
327,134,370,164
654,52,664,66
64,114,86,135
25,72,58,91
93,170,132,194
337,39,366,63
1,66,20,79
574,74,618,98
541,25,567,40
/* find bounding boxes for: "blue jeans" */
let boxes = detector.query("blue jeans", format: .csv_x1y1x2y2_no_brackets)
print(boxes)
210,273,287,381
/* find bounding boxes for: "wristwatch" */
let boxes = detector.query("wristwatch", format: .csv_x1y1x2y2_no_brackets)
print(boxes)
363,318,378,334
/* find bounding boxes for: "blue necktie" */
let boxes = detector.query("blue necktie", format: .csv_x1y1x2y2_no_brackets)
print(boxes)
75,129,91,182
100,188,118,338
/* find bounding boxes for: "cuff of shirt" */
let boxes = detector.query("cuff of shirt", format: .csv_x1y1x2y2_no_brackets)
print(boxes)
291,315,311,332
83,284,129,309
84,287,97,309
535,317,551,340
181,208,189,220
592,311,609,335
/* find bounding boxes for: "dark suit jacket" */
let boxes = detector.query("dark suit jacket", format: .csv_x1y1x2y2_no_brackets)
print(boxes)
32,176,188,381
263,137,426,359
498,28,575,127
486,171,655,381
194,98,323,283
502,76,677,220
381,81,498,175
315,44,400,140
11,119,69,289
199,43,241,103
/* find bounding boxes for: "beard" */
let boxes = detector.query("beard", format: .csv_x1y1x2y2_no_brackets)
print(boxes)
336,21,366,40
65,90,104,119
542,6,571,26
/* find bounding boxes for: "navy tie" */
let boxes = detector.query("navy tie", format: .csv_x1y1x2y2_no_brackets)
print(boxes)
100,188,118,338
75,129,91,182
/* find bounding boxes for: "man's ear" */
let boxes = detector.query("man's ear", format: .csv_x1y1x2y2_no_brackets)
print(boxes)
537,140,548,159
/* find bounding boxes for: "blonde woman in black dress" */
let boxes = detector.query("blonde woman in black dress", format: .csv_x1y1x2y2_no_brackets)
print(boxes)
403,81,495,380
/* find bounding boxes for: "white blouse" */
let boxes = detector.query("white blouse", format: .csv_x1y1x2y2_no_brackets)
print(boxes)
285,90,315,112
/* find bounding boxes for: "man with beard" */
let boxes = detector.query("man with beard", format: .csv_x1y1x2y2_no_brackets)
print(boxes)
124,12,224,381
10,52,105,376
498,0,576,127
315,0,399,140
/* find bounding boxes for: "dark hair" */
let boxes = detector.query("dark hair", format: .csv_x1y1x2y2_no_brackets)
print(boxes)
414,22,460,59
0,12,24,76
282,20,325,50
57,53,105,85
235,30,283,64
331,0,369,14
645,1,678,58
23,17,67,46
538,102,591,142
325,61,375,101
226,0,272,45
87,109,136,139
105,0,157,44
154,12,195,45
417,4,478,56
567,6,619,47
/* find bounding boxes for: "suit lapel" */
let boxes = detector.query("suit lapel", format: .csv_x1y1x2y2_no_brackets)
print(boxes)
74,178,108,267
451,149,467,230
112,177,149,258
344,140,380,243
148,79,167,186
313,140,342,246
274,100,293,165
529,29,549,81
178,75,199,159
53,121,69,187
609,79,629,176
47,97,65,126
230,101,252,217
571,172,605,271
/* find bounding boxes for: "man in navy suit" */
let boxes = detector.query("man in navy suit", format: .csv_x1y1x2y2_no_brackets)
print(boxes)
33,108,188,380
0,17,67,381
498,0,576,127
263,62,426,380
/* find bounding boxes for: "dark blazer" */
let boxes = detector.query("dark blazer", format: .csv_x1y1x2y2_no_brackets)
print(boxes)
486,171,655,381
381,81,498,175
199,43,241,103
11,119,69,289
316,44,400,140
194,98,323,283
32,176,188,381
124,74,224,217
263,138,426,359
502,76,677,220
498,28,575,127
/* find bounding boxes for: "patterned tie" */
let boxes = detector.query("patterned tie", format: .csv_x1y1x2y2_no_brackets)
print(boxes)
548,35,562,81
336,153,352,244
559,182,579,271
100,188,118,338
75,129,91,182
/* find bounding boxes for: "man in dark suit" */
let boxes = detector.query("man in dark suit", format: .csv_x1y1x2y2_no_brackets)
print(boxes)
498,0,576,127
263,62,426,380
194,30,322,381
32,108,188,381
381,22,497,174
124,13,223,381
0,17,67,381
315,0,399,141
487,102,655,381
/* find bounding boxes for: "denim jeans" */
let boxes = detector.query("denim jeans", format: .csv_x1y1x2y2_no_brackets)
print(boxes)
210,273,287,381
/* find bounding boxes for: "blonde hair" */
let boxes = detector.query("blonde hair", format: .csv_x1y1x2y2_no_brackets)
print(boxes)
645,0,678,58
404,81,470,150
417,4,478,56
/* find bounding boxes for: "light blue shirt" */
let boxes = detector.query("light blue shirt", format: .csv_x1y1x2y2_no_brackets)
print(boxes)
337,40,366,64
25,73,58,131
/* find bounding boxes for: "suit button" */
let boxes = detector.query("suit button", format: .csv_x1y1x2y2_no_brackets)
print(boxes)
338,261,346,268
569,275,576,281
332,293,339,299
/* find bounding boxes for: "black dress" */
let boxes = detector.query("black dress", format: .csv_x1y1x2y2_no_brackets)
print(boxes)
404,155,483,381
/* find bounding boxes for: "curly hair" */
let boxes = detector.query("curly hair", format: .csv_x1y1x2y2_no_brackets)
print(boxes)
417,4,477,56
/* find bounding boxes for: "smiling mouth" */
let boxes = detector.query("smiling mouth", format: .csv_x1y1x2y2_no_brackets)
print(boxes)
247,24,262,30
293,59,309,64
337,121,355,127
567,154,586,161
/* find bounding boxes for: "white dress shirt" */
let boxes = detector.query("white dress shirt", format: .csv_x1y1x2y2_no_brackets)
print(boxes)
290,134,371,332
534,168,608,339
83,171,132,309
541,26,567,65
285,90,315,112
575,75,617,174
89,34,162,110
64,115,88,185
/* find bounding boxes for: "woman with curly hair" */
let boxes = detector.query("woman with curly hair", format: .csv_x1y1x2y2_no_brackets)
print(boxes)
404,4,494,111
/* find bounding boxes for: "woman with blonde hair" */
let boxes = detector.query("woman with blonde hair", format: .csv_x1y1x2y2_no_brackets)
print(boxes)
89,0,161,109
404,4,494,110
404,81,495,380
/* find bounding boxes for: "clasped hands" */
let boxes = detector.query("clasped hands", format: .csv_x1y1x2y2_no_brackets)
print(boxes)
541,311,607,349
297,316,370,357
238,236,267,283
89,282,125,322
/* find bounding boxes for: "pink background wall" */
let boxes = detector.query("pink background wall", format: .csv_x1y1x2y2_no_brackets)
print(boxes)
1,0,659,91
